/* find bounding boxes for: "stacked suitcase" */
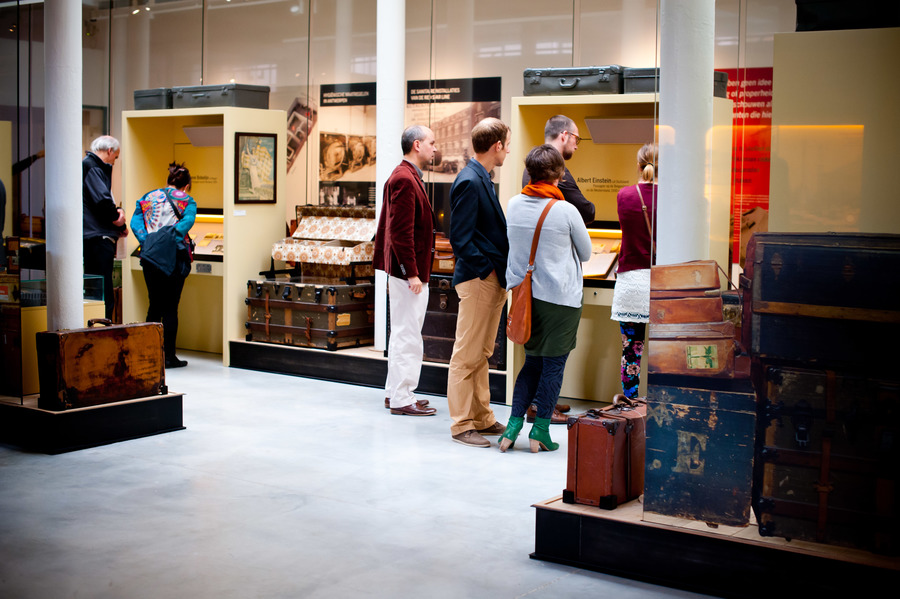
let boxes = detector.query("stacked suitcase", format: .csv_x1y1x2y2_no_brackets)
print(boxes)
643,260,757,527
744,232,900,553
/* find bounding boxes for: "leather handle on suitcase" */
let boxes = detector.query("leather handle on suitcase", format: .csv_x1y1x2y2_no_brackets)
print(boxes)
88,318,113,327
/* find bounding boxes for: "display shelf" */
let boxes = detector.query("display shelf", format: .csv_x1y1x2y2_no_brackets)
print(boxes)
501,94,733,405
532,495,900,597
121,107,286,363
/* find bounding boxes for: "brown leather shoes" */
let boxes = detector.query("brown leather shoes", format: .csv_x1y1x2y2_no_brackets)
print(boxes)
526,405,568,424
385,398,430,409
477,422,506,436
452,430,491,447
556,404,571,413
390,403,437,416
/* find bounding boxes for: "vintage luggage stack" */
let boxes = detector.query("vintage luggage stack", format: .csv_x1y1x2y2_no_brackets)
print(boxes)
647,260,746,379
563,397,646,509
386,274,506,370
36,320,167,411
644,260,757,526
252,206,376,351
245,279,374,351
744,232,900,553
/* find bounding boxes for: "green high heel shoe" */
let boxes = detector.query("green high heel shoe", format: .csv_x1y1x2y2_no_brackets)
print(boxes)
498,416,525,452
528,417,559,452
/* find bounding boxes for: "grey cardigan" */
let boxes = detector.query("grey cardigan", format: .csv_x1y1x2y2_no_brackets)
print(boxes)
506,193,592,308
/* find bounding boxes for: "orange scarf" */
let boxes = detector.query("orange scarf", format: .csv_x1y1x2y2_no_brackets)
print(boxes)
522,181,565,202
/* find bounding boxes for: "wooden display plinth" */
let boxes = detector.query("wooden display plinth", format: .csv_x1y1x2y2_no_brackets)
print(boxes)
229,340,506,404
532,496,900,597
0,393,184,454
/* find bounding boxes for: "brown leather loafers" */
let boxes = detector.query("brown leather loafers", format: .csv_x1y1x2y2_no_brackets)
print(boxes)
451,430,490,447
385,398,430,409
390,403,437,416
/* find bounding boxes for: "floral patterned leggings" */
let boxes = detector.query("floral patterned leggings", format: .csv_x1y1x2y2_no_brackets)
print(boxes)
619,322,646,399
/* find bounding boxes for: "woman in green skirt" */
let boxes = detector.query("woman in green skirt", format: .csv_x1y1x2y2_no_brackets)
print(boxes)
500,145,592,452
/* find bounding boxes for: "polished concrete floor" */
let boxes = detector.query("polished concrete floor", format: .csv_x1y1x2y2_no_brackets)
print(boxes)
0,351,708,599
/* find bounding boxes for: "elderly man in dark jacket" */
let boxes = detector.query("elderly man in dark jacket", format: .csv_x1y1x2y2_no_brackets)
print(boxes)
83,135,125,319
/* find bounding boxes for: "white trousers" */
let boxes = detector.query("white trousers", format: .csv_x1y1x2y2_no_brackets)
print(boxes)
385,275,429,408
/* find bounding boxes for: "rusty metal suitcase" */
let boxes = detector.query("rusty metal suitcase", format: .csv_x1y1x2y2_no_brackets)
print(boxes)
753,364,900,552
644,375,756,526
245,279,374,351
563,397,646,509
741,232,900,371
36,320,166,411
523,65,625,95
648,321,737,378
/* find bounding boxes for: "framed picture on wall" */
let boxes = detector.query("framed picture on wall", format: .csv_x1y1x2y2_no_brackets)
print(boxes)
235,132,277,203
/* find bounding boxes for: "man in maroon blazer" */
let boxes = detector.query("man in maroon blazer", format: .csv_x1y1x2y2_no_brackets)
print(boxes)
374,125,438,416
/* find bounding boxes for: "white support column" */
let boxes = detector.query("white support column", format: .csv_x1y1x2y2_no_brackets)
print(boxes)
374,0,406,350
45,0,84,331
656,0,715,265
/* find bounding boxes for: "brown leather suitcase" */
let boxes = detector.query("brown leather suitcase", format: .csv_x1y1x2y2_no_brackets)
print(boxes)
649,296,723,324
648,321,736,377
36,320,166,411
650,260,721,299
563,397,647,509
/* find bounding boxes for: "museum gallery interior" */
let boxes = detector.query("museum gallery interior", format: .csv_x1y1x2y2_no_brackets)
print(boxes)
1,1,899,597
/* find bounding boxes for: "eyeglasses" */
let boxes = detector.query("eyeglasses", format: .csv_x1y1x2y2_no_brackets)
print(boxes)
566,131,588,145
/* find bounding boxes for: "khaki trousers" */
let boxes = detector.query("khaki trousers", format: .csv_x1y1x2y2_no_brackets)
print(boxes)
447,273,508,435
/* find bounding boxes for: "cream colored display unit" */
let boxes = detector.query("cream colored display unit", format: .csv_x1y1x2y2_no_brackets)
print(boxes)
121,107,286,365
500,93,733,404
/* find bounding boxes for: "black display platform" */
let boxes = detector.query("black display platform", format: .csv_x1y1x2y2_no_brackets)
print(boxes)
229,340,507,403
0,393,185,454
532,496,900,597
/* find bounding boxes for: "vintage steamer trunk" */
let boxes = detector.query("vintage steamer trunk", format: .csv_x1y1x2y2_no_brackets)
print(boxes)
753,364,900,553
170,83,270,109
246,279,374,351
563,398,646,509
36,321,166,411
647,321,737,378
741,232,900,370
644,375,756,527
649,296,724,324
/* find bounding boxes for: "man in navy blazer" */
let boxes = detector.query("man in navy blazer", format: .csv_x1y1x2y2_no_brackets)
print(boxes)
446,118,511,447
374,125,438,416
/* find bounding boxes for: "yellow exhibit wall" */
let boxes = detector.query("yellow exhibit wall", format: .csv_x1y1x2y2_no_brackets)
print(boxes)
769,27,900,233
122,107,286,365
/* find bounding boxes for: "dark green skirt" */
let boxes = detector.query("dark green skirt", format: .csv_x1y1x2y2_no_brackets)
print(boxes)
524,298,582,357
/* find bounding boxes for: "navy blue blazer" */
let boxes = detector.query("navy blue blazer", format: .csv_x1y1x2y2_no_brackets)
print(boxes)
449,158,509,288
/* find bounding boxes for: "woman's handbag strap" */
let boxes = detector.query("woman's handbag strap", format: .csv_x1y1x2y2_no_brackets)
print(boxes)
527,199,559,269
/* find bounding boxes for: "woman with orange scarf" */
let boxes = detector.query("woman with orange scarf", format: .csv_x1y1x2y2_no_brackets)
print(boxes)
500,145,592,452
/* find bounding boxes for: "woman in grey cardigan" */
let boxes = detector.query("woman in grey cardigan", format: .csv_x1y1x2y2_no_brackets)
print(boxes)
500,145,592,452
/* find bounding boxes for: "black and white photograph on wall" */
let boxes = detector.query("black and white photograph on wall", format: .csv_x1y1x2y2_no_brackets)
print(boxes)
318,181,375,207
406,77,502,185
235,132,276,204
286,95,318,173
319,133,349,181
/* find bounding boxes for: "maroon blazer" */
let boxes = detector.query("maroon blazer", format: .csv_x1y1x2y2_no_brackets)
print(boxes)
373,160,434,282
